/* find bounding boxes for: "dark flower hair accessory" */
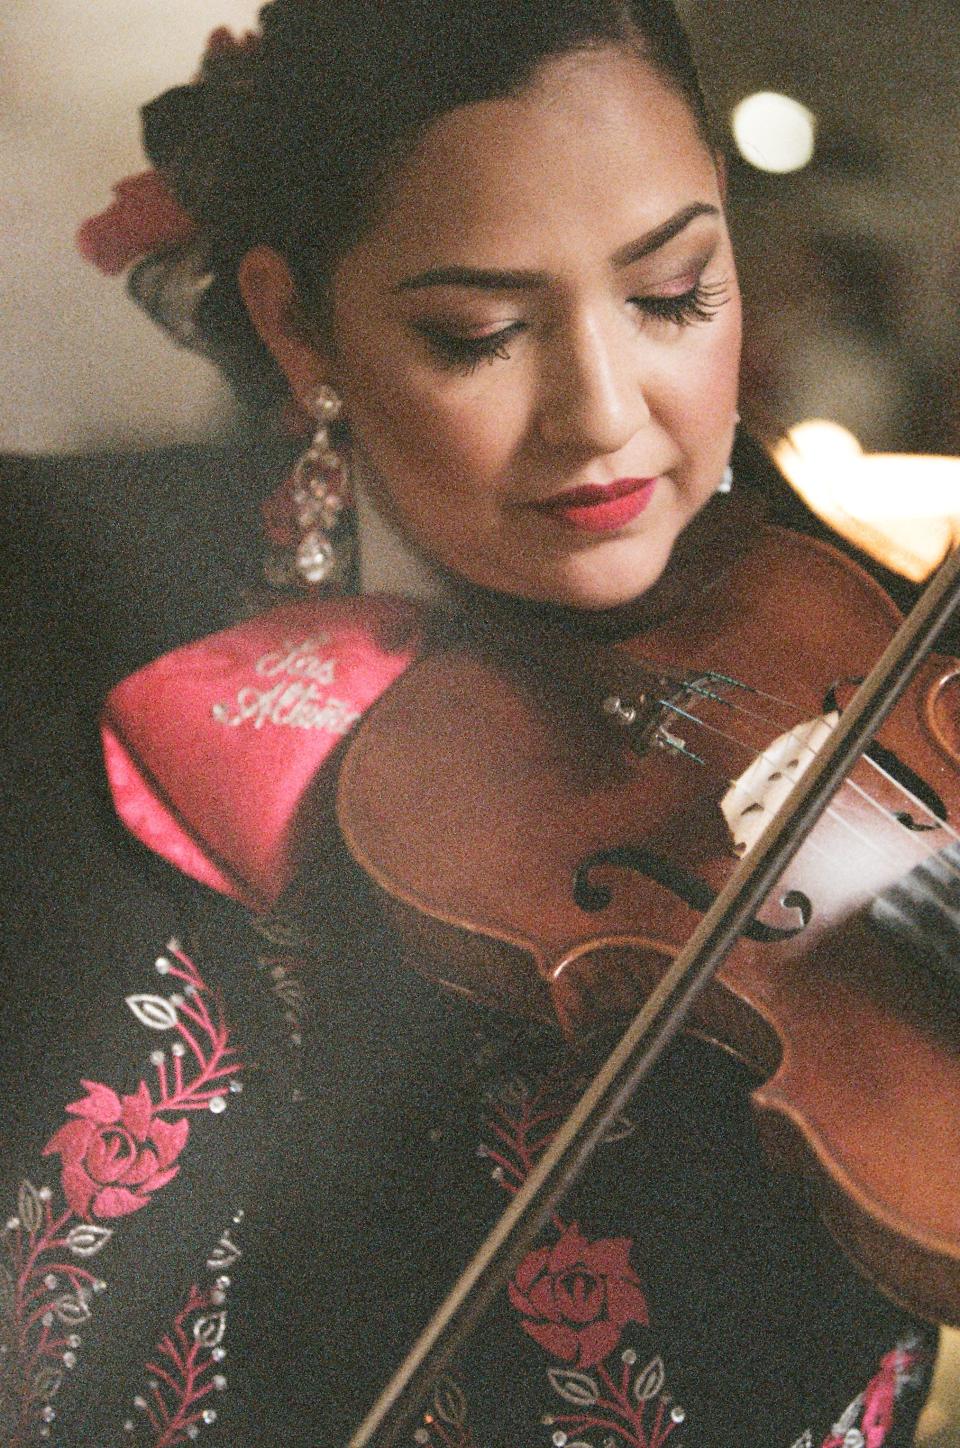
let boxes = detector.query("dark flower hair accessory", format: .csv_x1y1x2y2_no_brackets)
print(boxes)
202,24,261,73
75,22,262,278
76,170,198,277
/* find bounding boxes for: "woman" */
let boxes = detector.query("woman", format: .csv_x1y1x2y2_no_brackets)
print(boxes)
1,1,942,1444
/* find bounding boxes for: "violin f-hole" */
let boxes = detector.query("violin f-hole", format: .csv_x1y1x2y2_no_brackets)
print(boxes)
824,678,947,831
573,845,812,942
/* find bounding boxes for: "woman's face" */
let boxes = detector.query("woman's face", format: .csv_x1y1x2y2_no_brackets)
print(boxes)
327,46,742,609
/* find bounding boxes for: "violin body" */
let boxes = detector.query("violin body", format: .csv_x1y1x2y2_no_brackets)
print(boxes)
337,525,960,1325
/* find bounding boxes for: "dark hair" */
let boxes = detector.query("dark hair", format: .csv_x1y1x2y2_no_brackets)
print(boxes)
135,0,712,413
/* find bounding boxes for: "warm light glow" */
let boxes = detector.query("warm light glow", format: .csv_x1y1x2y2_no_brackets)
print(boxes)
773,419,960,582
731,91,816,174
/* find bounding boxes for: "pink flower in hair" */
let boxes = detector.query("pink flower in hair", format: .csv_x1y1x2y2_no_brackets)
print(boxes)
76,170,197,277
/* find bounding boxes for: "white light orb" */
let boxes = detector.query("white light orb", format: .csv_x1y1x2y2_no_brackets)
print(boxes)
731,91,816,174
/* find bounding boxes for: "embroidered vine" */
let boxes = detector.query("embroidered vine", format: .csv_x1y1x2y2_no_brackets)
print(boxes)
476,1068,682,1448
120,1207,244,1447
788,1337,925,1448
411,1374,478,1448
474,1066,922,1448
0,940,242,1445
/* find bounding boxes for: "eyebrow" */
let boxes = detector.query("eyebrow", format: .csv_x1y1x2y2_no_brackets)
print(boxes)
392,202,720,293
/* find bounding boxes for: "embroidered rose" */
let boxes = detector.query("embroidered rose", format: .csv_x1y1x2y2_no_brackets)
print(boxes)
509,1223,649,1368
43,1080,189,1219
76,170,197,276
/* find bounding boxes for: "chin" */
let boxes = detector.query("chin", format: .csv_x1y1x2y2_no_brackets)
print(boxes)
540,541,676,611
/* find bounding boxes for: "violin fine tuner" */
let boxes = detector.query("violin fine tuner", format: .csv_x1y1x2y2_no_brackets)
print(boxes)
601,690,695,757
601,693,640,724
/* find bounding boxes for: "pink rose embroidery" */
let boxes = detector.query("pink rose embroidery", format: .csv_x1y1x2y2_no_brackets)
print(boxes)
76,170,197,276
43,1079,189,1219
509,1223,649,1368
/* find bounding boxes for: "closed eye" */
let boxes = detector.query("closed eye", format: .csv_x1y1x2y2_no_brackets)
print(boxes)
415,321,525,375
633,279,729,327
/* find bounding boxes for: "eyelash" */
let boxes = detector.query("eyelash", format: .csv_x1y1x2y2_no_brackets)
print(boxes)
419,325,522,375
420,278,728,376
633,278,729,327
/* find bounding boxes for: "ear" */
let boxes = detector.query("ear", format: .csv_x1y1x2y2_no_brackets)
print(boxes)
237,245,333,402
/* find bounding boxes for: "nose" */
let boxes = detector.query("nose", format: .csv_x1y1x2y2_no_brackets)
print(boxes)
537,307,651,457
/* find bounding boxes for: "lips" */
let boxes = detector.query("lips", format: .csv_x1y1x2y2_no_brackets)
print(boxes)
533,477,658,534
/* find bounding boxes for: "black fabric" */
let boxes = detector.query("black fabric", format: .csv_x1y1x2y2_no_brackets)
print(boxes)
0,441,943,1447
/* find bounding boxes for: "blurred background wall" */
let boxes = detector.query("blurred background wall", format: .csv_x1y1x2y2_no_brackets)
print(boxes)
3,0,960,460
0,0,260,453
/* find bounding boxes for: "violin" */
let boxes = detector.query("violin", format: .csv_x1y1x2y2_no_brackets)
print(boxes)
335,510,960,1443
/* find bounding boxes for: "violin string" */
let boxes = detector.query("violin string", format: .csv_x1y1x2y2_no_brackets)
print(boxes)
737,702,958,880
675,690,956,873
628,661,957,879
653,696,896,868
730,685,960,869
662,672,956,846
654,684,960,878
854,751,960,841
849,757,960,887
696,683,960,863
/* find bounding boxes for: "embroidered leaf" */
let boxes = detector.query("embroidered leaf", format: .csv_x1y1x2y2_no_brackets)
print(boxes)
830,1394,865,1435
633,1354,666,1402
53,1293,92,1326
66,1223,114,1258
17,1180,44,1235
207,1232,242,1271
788,1434,813,1448
125,994,179,1031
193,1310,227,1347
31,1366,64,1402
433,1377,467,1427
546,1367,599,1406
601,1113,636,1143
842,1433,865,1448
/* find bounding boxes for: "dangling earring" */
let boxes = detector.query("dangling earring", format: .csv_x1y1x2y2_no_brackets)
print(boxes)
292,383,351,584
717,409,740,495
263,383,353,589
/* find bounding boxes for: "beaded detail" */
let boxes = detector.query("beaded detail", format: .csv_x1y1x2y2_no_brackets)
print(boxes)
0,941,243,1446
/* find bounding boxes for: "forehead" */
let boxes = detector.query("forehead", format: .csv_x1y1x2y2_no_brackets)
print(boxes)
350,48,719,276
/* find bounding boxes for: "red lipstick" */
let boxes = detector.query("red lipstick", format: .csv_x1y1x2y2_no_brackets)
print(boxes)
535,477,658,533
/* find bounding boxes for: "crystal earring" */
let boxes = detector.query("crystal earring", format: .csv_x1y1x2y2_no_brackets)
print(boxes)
717,409,740,494
263,383,352,588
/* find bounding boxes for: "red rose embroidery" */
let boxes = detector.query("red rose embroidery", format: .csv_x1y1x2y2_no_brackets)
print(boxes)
43,1079,189,1219
76,170,197,276
509,1223,649,1368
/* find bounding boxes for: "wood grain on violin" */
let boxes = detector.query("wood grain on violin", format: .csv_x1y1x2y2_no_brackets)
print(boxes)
337,526,960,1327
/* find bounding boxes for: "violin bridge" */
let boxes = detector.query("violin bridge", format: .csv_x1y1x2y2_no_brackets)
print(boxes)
721,710,840,858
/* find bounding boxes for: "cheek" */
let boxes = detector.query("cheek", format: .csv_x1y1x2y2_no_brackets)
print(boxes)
665,312,741,454
345,353,524,504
